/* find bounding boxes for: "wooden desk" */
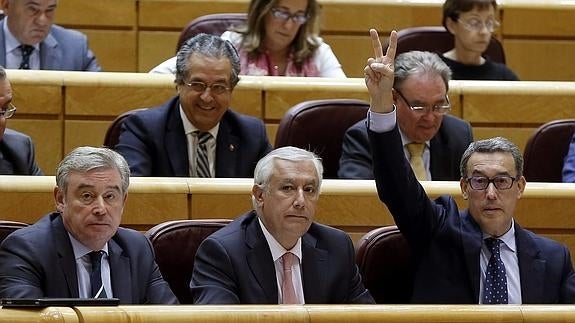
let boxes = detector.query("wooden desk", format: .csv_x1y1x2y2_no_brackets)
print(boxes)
2,177,575,262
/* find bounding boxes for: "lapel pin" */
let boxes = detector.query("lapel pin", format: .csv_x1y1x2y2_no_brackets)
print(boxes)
229,144,235,151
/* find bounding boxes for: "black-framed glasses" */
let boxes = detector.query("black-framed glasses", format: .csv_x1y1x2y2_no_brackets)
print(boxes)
0,103,16,119
458,18,500,33
394,88,451,115
466,175,516,190
270,8,309,25
183,81,231,95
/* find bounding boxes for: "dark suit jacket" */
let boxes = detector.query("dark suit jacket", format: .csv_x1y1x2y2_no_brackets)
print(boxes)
369,125,575,304
115,96,272,177
0,128,42,175
191,211,374,304
0,213,178,304
338,114,473,179
0,20,100,71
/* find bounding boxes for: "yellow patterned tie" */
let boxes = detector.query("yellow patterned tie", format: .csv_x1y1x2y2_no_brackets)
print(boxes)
406,143,427,181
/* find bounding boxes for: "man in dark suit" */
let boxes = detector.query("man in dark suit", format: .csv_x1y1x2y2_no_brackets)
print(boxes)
0,65,42,174
191,146,374,304
364,29,575,304
115,33,271,177
0,0,100,71
339,50,472,180
0,146,178,304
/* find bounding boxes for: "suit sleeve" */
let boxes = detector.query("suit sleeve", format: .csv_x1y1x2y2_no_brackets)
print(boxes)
190,237,241,304
115,114,154,176
343,235,375,304
142,238,179,304
80,33,101,72
563,134,575,183
338,121,375,179
25,135,43,175
0,233,45,298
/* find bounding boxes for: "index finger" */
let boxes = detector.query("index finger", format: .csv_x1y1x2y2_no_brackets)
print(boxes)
369,29,384,59
385,30,398,62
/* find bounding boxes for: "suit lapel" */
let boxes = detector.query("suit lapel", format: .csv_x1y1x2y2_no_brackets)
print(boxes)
215,111,240,177
245,214,278,303
460,211,483,303
53,215,80,297
164,100,190,176
515,224,545,303
0,22,6,67
39,32,60,70
301,232,328,303
109,238,133,303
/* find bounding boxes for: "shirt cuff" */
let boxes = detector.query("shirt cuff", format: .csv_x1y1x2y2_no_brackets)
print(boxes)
367,104,397,133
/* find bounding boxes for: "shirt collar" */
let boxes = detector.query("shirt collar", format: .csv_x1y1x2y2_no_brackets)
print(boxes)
258,217,303,263
482,218,517,253
68,232,109,260
179,104,219,138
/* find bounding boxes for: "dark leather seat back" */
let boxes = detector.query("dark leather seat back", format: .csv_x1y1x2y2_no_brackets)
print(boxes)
0,220,28,243
176,13,247,52
274,99,369,179
523,119,575,182
383,26,505,64
103,108,148,149
355,226,413,304
145,219,231,304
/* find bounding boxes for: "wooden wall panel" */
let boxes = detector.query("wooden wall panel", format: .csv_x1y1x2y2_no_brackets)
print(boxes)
81,30,138,72
138,32,180,73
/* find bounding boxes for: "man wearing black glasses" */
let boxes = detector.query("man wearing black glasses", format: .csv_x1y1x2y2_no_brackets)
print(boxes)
339,50,473,180
115,34,271,178
366,29,575,304
0,65,42,175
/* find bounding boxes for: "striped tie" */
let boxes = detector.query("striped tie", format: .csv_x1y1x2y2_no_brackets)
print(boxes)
196,131,212,178
89,251,107,298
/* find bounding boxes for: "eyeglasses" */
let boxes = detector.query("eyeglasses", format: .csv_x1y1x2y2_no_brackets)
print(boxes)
270,8,309,25
458,18,500,33
466,175,516,190
394,88,451,115
0,103,16,119
183,81,231,95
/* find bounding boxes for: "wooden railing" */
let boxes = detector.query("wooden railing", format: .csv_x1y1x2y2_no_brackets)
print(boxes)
7,70,575,174
52,0,575,80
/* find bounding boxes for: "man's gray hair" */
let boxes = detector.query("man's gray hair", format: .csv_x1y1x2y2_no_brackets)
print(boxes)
251,146,323,209
459,137,524,178
175,33,241,88
394,51,452,92
56,146,130,195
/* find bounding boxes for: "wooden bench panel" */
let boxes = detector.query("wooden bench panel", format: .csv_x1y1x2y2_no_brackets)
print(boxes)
8,120,62,175
56,0,136,27
472,127,535,153
80,30,138,72
504,40,575,81
138,31,180,72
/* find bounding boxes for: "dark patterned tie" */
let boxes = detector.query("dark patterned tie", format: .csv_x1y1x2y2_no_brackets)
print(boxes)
195,131,212,178
89,251,107,298
483,238,508,304
18,45,34,70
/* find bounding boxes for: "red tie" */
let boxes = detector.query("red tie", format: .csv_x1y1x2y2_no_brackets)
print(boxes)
281,252,298,304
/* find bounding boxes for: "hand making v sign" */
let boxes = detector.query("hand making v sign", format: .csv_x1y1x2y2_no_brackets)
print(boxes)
364,29,397,114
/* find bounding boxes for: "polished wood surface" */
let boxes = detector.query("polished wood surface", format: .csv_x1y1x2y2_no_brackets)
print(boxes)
2,177,575,261
46,0,575,80
7,70,575,175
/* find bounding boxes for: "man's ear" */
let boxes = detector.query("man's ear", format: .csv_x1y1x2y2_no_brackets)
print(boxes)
252,185,264,206
516,176,526,199
54,187,65,212
459,177,468,200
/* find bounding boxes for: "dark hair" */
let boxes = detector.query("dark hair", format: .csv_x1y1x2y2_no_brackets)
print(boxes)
459,137,524,178
442,0,497,28
233,0,321,70
175,33,241,88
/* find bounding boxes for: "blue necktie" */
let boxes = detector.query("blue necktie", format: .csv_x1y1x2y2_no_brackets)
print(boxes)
483,238,508,304
89,251,107,298
19,45,34,70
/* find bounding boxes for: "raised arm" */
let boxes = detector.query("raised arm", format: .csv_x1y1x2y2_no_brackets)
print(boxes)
364,29,397,113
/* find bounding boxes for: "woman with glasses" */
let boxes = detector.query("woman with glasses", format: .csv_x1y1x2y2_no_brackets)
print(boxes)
441,0,519,80
151,0,345,78
222,0,345,77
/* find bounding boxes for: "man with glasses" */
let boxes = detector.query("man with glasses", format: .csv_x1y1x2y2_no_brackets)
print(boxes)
365,29,575,303
0,65,42,174
441,0,518,80
115,34,271,177
339,50,472,180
